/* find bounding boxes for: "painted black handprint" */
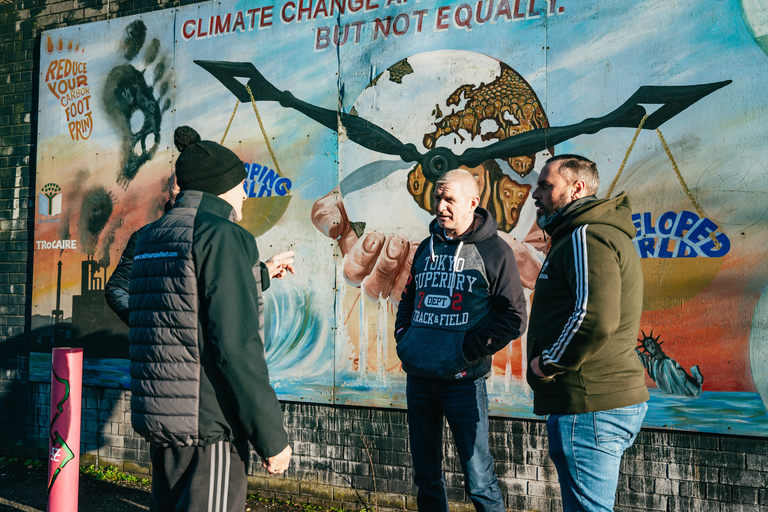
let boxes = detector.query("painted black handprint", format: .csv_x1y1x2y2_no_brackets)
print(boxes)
103,20,172,188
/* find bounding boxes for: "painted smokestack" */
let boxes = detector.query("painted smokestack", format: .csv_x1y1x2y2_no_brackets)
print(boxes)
52,260,63,325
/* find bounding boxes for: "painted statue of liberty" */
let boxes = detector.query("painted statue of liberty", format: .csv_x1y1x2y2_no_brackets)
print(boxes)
637,331,704,398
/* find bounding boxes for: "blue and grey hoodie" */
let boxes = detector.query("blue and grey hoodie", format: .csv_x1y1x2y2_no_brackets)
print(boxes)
394,207,528,381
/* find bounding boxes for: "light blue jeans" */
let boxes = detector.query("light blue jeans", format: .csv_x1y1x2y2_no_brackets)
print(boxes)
546,402,647,512
406,375,505,512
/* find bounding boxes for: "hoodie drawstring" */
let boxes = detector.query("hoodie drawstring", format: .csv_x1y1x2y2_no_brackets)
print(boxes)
429,234,436,262
431,233,464,297
449,241,463,297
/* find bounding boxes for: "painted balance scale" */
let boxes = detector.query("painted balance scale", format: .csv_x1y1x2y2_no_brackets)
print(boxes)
197,58,768,408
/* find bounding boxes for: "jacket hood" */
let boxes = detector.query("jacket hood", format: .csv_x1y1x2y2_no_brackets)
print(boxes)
425,207,498,283
428,207,498,244
545,192,637,241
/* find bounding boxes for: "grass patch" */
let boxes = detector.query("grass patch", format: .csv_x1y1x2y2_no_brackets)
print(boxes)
0,455,147,488
0,456,42,469
247,495,351,512
80,465,150,487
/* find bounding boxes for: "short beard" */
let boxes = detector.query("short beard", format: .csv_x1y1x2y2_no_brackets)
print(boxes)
536,196,571,229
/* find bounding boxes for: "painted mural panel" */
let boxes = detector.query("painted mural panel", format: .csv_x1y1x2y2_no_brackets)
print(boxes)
30,0,768,436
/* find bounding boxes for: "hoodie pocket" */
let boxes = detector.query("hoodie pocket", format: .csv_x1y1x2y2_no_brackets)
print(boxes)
526,372,558,396
396,326,471,380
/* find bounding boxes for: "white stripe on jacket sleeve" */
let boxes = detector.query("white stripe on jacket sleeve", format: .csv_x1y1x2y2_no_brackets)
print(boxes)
543,225,589,366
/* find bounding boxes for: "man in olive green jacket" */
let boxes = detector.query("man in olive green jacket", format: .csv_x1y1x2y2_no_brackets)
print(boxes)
527,154,649,512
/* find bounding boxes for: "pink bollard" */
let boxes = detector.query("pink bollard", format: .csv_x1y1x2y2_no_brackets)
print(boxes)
47,348,83,512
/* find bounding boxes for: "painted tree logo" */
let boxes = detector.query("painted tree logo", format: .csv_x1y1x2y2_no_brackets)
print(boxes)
40,183,62,217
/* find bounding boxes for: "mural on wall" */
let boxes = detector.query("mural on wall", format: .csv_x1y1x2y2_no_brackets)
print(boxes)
30,0,768,436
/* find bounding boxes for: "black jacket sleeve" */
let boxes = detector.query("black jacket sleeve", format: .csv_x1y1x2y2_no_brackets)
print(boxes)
196,221,288,458
105,226,145,326
258,261,271,292
462,236,528,361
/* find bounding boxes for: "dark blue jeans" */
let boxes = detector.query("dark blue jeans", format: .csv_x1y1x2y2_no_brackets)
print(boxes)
406,375,505,512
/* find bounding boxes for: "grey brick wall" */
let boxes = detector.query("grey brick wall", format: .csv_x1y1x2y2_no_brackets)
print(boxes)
2,2,768,512
7,385,768,511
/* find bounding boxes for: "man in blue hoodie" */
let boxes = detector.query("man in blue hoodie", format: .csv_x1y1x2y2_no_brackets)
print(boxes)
395,169,528,512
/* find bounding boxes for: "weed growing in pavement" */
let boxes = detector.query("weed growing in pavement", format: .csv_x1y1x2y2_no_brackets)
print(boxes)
0,457,42,469
81,465,150,487
247,495,352,512
0,456,149,489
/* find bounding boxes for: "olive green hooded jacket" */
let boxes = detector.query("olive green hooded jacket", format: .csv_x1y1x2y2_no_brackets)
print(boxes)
527,193,649,415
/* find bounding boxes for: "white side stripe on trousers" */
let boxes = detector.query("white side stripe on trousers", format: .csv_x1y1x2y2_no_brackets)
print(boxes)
208,441,231,512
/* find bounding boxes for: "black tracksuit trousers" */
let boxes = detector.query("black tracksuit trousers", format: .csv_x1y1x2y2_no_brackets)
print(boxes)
149,439,249,512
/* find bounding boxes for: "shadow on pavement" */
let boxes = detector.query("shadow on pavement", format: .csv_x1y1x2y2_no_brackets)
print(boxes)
0,461,150,512
0,459,304,512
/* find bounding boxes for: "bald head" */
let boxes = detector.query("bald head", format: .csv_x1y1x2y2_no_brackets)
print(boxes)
435,169,480,197
433,169,481,238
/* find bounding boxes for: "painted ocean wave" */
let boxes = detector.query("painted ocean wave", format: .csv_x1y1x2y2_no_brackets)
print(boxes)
263,282,333,381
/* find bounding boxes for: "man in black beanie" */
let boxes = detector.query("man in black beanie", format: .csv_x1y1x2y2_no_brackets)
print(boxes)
128,135,293,512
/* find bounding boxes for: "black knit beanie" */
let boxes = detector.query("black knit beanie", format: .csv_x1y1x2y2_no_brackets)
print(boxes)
175,140,247,196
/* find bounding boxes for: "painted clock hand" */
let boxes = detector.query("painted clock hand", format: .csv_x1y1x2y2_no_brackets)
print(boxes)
195,60,423,163
196,60,730,184
456,81,731,169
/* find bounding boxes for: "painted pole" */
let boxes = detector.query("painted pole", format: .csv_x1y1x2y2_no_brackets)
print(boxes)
48,348,83,512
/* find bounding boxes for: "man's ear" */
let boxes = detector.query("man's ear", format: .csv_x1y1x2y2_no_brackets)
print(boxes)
571,180,588,200
470,195,480,210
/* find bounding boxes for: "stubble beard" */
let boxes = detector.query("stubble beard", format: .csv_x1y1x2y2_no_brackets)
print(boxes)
536,195,571,229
